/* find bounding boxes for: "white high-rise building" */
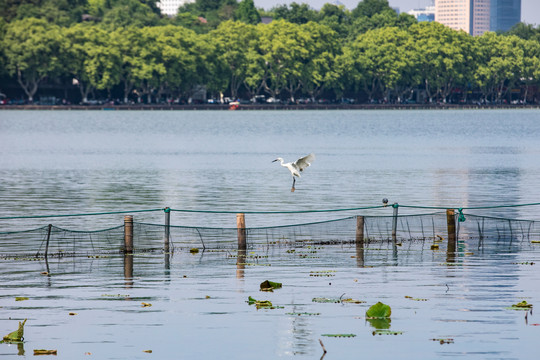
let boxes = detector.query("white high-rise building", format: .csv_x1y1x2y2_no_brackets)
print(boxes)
408,4,435,22
435,0,474,33
158,0,194,16
435,0,521,36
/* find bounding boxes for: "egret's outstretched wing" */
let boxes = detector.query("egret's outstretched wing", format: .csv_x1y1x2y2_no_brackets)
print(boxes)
294,153,315,172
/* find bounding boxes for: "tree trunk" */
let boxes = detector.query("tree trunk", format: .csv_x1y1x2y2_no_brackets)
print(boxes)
17,68,40,102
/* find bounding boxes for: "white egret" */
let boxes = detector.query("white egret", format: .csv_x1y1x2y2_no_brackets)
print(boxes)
272,153,315,191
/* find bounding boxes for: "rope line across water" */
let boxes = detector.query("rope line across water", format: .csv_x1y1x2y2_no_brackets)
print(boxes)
0,202,539,220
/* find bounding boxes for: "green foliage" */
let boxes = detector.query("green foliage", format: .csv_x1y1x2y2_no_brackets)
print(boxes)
178,0,238,30
408,22,474,102
3,18,65,101
271,2,317,24
63,23,121,101
352,0,392,19
0,0,85,25
235,0,260,24
472,32,538,103
101,0,161,28
317,4,351,38
1,1,540,104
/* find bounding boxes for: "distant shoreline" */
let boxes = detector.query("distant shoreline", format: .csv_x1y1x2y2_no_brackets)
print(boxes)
2,103,540,111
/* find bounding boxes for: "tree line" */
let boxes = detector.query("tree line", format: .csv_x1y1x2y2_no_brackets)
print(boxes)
1,0,540,104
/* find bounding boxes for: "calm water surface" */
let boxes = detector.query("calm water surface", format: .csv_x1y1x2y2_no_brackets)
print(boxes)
1,109,540,359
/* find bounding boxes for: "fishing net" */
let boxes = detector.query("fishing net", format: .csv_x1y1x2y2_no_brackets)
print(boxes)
1,207,539,257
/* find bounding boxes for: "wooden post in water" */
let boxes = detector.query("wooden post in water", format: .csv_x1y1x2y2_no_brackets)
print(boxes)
355,216,364,244
124,215,134,253
164,207,170,253
237,213,247,251
355,216,365,267
124,253,134,288
446,209,456,253
391,203,399,241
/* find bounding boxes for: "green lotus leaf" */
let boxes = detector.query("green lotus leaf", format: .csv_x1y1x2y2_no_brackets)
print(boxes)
507,300,533,310
3,319,27,342
513,301,533,308
260,280,282,292
247,296,275,309
366,302,391,319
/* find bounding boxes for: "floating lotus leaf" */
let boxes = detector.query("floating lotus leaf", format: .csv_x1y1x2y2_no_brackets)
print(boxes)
247,296,277,309
286,312,321,316
431,338,454,344
372,330,402,336
366,302,391,319
309,271,336,277
15,297,29,301
312,297,341,303
189,248,199,254
260,280,282,292
3,319,27,342
508,300,533,310
341,298,365,304
33,349,57,355
321,334,356,338
405,296,428,301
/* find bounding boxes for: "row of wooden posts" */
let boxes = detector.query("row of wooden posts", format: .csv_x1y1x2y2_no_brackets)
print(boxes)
121,209,458,253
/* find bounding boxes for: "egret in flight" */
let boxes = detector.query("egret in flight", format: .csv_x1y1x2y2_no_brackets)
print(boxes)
272,153,315,191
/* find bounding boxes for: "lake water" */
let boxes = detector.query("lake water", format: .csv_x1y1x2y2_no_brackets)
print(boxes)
1,109,540,359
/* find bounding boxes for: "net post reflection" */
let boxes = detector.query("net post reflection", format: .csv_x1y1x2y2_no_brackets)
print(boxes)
356,216,365,267
124,253,133,288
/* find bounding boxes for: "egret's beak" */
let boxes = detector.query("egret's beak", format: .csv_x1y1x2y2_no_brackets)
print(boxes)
272,159,278,163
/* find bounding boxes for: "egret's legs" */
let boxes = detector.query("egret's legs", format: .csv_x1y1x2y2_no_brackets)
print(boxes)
291,177,296,192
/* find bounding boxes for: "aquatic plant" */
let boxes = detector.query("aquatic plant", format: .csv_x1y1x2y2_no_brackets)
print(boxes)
286,312,320,316
321,334,356,338
341,298,366,304
431,338,454,344
508,300,533,310
310,270,336,277
366,302,391,319
2,319,26,342
312,297,341,303
372,330,402,336
260,280,282,292
34,349,57,355
247,296,281,309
